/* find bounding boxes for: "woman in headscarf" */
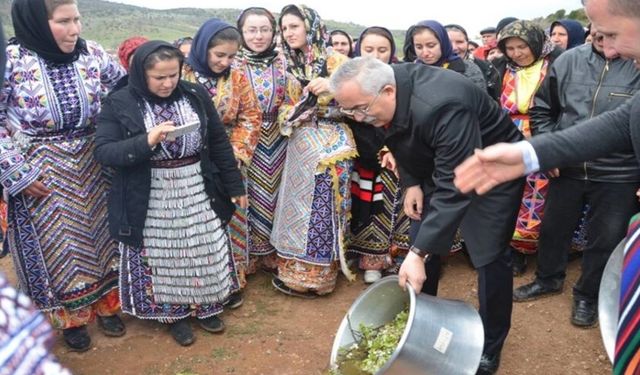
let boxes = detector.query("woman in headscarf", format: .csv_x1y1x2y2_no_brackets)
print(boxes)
183,18,261,307
550,19,586,51
95,41,246,346
173,36,193,58
403,20,486,90
329,29,354,57
345,26,410,283
234,7,302,274
493,20,571,274
2,0,126,351
271,4,357,297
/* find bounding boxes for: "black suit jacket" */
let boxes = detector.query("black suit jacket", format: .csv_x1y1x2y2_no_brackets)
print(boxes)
530,93,640,174
384,63,524,267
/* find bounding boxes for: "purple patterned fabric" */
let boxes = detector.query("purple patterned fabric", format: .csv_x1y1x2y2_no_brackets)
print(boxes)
0,273,71,375
44,61,82,129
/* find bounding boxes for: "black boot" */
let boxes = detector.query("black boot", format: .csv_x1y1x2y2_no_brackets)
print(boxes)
62,326,91,352
97,314,126,337
169,320,195,346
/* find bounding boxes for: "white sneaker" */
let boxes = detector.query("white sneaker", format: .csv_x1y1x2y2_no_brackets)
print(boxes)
364,270,382,284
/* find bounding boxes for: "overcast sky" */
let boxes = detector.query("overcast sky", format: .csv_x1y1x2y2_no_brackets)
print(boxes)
110,0,585,39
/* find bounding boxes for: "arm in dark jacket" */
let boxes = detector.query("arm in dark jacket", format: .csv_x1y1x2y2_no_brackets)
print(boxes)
530,97,634,171
412,104,482,255
94,95,155,167
530,64,561,135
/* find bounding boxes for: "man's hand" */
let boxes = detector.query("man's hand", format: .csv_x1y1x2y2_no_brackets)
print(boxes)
380,152,399,178
403,185,423,220
547,168,560,178
398,251,427,292
454,143,526,195
306,77,330,96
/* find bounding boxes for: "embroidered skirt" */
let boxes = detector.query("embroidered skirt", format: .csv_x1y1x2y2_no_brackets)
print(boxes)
6,131,118,312
119,160,239,320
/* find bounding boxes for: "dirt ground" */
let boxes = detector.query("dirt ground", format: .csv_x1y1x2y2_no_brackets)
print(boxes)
0,252,612,375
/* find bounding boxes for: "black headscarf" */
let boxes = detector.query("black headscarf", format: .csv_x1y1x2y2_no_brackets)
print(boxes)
329,30,353,58
11,0,87,64
354,26,397,64
128,41,184,104
403,20,460,66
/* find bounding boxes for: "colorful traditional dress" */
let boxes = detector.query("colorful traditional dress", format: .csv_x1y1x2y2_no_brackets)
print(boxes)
0,40,124,329
347,27,411,273
183,20,261,289
271,5,357,294
0,273,71,375
117,97,239,321
234,37,301,271
498,21,588,254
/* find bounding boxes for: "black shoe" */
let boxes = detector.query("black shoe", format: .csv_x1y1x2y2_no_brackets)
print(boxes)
512,252,527,276
199,316,225,333
571,299,598,328
225,292,244,309
169,320,195,346
272,277,318,299
513,280,563,302
476,352,501,375
62,326,92,352
97,315,126,337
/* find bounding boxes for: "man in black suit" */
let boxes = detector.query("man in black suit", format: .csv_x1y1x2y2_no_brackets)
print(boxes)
454,0,640,373
330,56,524,375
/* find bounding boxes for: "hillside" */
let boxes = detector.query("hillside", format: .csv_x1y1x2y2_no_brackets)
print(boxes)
0,0,586,52
0,0,382,50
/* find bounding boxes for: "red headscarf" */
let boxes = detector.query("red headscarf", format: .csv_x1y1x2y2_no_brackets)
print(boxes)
117,36,148,71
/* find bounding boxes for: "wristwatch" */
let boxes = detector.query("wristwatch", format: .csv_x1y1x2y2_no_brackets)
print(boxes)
409,246,431,262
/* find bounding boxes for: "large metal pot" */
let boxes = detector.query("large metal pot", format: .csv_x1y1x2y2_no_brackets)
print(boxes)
330,275,484,374
599,238,626,363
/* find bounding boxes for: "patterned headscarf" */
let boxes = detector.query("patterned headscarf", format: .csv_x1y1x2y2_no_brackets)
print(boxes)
403,20,460,66
236,7,279,68
498,20,555,69
354,26,397,64
279,4,329,85
117,36,148,71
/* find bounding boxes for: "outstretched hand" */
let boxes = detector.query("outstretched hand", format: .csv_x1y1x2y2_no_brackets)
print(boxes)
454,143,526,195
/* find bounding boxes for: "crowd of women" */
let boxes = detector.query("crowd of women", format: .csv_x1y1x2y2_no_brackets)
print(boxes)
1,0,629,373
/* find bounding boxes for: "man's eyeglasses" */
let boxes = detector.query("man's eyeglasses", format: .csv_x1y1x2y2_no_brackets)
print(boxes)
243,28,273,37
339,90,382,118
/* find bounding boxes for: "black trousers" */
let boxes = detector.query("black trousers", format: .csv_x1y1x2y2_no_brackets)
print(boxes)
410,185,517,356
535,177,639,302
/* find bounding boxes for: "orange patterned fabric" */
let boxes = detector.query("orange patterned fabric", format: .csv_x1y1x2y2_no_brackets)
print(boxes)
276,257,338,295
46,289,120,330
182,66,262,165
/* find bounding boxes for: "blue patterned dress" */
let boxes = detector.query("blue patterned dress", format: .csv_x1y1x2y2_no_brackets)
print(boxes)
0,41,124,319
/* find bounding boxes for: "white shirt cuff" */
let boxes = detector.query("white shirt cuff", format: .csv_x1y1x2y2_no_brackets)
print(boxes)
517,140,540,174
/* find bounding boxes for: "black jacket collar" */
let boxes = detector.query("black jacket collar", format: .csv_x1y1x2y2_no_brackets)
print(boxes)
389,64,414,135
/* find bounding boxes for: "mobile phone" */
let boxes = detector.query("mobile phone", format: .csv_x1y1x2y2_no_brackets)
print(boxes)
165,120,199,141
